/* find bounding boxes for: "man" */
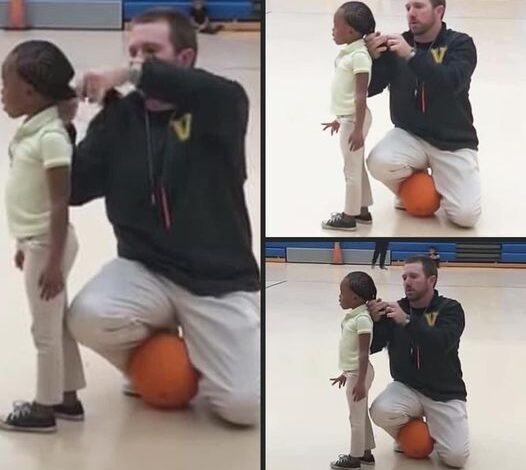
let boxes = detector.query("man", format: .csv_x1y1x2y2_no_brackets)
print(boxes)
365,0,480,228
66,8,260,426
371,240,389,270
367,256,468,468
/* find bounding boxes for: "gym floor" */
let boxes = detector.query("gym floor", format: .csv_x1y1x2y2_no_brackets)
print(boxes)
266,0,526,237
0,29,260,470
266,261,526,470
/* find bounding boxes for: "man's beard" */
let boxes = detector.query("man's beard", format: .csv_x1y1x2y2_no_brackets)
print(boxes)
409,17,436,38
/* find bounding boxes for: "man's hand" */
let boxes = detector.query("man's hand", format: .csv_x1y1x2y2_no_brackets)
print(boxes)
322,120,340,136
385,302,410,325
366,298,388,322
330,373,347,388
77,69,129,104
386,35,413,59
365,32,388,59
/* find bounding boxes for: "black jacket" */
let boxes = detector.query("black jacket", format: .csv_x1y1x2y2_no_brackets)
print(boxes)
371,290,467,402
369,23,478,151
70,59,260,296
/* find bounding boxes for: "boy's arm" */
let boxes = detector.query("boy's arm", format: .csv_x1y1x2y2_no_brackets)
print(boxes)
357,332,371,384
353,72,368,135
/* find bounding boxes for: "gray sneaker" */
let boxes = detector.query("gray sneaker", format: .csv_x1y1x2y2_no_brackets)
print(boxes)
330,454,361,469
322,212,357,231
0,401,57,433
395,197,406,210
122,379,141,398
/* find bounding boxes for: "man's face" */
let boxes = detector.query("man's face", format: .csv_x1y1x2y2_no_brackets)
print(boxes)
405,1,444,36
402,262,435,302
128,21,177,63
128,20,196,110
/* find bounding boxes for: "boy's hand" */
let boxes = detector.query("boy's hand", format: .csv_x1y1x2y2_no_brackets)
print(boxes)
330,373,347,388
14,250,24,270
349,128,364,151
322,120,340,136
352,381,366,401
39,263,64,301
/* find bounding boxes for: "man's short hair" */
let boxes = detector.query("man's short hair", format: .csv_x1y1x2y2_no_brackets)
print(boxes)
132,8,198,60
405,255,438,281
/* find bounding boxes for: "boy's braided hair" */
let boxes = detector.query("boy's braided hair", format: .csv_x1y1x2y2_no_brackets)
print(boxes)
339,2,376,36
12,40,75,101
344,271,377,301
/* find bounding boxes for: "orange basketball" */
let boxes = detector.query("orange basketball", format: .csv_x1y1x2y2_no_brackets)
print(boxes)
128,333,199,409
399,172,441,217
398,419,434,459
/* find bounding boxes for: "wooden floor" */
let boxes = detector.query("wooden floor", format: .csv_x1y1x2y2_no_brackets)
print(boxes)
0,29,260,470
266,262,526,470
266,0,526,237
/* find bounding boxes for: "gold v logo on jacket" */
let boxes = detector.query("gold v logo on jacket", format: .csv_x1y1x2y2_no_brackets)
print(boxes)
171,113,192,142
425,311,439,327
431,47,447,64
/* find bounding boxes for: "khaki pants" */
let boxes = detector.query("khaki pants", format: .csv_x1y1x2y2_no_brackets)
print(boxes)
345,362,375,457
338,109,373,216
367,127,481,227
370,381,469,468
18,226,86,405
68,257,260,426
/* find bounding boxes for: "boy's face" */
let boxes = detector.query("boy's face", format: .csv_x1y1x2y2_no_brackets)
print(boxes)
332,10,355,45
1,54,33,118
339,280,362,309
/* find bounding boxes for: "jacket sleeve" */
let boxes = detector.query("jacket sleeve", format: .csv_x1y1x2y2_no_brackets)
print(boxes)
404,300,465,352
138,59,249,179
408,34,476,95
368,53,393,97
69,109,111,206
138,58,248,129
370,316,394,353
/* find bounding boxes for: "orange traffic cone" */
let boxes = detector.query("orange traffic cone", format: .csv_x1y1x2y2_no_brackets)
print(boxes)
6,0,28,30
332,242,343,265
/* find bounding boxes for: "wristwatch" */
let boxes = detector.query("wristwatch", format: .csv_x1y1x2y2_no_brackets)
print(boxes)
405,48,416,61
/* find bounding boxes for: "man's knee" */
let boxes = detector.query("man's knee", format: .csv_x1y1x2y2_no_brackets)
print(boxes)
369,396,395,428
212,391,260,427
367,145,392,180
67,292,107,347
444,204,480,228
437,445,469,468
